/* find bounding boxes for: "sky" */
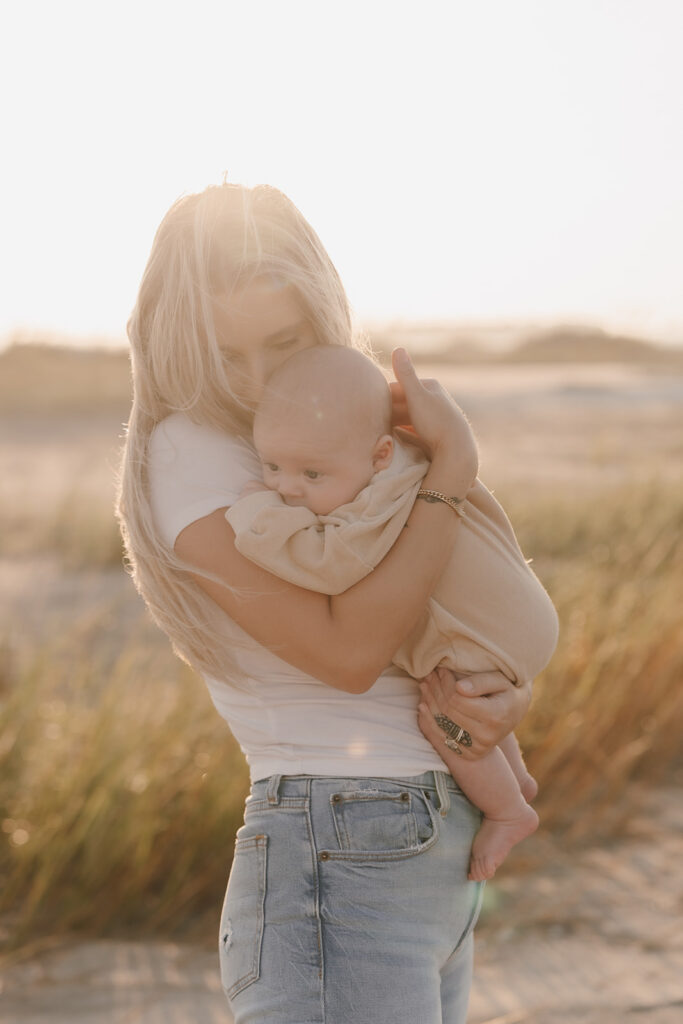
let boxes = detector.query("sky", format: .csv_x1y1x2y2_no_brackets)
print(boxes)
1,0,682,347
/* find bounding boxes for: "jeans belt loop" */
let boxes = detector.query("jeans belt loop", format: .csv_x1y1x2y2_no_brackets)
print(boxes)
266,773,282,805
435,771,450,818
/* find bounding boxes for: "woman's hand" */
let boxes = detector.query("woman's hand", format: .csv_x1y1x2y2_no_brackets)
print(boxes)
390,348,478,494
417,666,532,761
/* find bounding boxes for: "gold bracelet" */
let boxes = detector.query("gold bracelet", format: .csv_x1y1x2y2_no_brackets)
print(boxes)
416,489,467,517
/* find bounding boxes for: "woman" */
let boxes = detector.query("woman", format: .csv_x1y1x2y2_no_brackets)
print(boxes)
118,183,532,1023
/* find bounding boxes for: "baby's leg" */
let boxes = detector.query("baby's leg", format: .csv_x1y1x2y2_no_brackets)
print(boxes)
498,732,538,802
440,743,538,882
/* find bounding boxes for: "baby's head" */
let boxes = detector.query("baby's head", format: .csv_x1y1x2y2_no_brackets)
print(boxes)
253,347,394,515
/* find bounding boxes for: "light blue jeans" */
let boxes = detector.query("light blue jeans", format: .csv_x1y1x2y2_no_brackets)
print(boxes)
219,771,483,1024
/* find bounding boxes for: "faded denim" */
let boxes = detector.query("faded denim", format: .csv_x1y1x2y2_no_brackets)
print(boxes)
219,772,483,1024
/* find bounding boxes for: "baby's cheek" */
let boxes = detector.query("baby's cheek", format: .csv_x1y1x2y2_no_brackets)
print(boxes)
239,480,270,499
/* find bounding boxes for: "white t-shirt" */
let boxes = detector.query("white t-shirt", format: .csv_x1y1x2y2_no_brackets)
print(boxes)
148,412,448,782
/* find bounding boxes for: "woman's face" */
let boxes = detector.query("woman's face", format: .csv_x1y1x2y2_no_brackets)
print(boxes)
212,277,318,410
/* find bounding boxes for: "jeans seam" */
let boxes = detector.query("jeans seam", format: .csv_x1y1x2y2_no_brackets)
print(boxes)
407,795,419,847
448,881,485,961
332,809,348,850
304,780,325,1024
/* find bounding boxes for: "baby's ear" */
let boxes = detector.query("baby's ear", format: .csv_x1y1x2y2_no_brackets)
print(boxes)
372,434,394,471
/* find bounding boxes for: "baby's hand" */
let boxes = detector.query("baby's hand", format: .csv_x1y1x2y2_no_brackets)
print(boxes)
239,479,270,500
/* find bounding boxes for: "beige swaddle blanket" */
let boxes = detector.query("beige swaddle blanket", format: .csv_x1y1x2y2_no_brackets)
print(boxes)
227,441,559,683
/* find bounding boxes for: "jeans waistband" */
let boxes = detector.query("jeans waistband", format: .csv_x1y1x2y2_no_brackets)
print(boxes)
253,770,456,818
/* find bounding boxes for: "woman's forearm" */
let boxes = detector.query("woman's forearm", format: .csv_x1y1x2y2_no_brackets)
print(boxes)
327,460,472,687
177,455,471,694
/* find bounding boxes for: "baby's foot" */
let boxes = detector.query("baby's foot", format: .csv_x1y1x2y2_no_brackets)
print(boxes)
519,772,538,802
468,804,539,882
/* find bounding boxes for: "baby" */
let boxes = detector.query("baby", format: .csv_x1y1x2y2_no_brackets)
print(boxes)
226,346,559,880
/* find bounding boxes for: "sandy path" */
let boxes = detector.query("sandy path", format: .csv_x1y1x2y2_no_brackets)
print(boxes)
1,786,681,1024
467,785,683,1023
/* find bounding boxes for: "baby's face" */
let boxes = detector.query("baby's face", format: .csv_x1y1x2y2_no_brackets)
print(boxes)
254,416,379,516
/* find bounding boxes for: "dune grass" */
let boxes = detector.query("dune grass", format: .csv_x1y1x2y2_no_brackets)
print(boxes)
1,621,249,951
1,479,682,952
508,481,683,836
0,489,125,569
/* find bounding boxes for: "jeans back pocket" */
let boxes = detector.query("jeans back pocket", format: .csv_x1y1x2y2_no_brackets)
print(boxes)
219,833,267,1000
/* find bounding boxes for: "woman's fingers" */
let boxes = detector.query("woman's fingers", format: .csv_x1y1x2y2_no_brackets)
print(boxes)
419,667,532,758
424,669,533,748
391,346,419,386
485,678,532,733
418,676,485,761
428,667,484,722
430,667,513,723
453,672,533,734
417,688,466,755
417,699,448,748
390,371,444,432
455,671,512,697
389,380,411,428
418,676,441,716
419,666,534,763
394,426,430,457
392,349,478,483
391,349,445,409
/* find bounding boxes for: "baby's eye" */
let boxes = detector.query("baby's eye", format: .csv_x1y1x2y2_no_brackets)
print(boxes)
304,469,321,480
264,462,280,473
273,336,298,350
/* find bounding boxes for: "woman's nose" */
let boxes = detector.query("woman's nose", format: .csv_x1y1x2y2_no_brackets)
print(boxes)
241,354,268,395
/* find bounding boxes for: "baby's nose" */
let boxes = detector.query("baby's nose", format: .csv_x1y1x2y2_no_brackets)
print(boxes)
277,476,303,499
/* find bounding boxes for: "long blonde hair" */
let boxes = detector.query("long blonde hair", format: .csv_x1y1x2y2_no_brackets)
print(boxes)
117,183,366,677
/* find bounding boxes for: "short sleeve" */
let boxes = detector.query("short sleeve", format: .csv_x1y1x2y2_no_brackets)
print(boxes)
147,412,262,549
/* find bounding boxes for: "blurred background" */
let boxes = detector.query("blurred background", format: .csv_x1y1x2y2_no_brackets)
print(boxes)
1,1,682,1020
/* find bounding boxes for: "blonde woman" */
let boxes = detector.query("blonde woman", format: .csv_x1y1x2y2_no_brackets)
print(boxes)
118,183,532,1024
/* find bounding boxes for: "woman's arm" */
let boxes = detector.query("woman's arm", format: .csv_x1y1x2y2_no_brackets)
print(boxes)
175,349,478,695
417,667,533,760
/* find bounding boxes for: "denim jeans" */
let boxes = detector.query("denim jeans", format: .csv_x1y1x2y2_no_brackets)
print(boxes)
219,771,483,1024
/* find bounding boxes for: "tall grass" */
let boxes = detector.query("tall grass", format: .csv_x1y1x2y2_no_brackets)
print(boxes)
0,619,249,950
508,481,683,836
0,490,124,568
1,480,682,950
